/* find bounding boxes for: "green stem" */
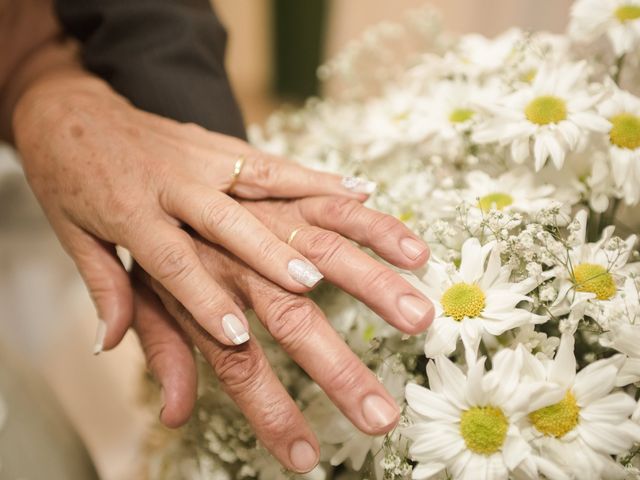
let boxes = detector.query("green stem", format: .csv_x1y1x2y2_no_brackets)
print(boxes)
613,54,626,86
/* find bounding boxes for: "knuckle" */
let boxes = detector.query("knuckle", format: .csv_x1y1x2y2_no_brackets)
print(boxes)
214,348,268,394
255,397,298,436
149,240,195,283
361,266,398,294
200,196,240,236
323,357,364,395
367,213,403,239
144,337,176,372
265,295,317,350
248,153,279,186
255,235,283,262
303,229,345,266
321,197,362,222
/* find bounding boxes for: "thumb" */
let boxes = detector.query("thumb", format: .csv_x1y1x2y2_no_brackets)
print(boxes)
132,273,197,428
62,226,134,353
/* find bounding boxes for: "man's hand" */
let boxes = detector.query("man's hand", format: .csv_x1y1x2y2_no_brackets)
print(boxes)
132,196,434,474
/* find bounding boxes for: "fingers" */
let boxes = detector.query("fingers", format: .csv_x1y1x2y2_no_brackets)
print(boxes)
162,184,323,293
289,225,434,334
60,224,133,353
131,277,197,428
127,222,251,346
176,126,376,200
238,273,401,435
241,198,433,333
147,275,321,474
298,196,430,269
227,151,376,200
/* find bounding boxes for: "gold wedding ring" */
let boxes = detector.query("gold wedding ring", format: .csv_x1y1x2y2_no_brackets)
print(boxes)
228,155,246,193
287,225,307,246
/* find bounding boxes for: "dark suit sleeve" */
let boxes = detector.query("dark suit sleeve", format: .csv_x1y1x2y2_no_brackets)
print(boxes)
54,0,246,139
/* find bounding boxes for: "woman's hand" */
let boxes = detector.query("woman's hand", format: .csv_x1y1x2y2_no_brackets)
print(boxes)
131,196,434,474
12,69,376,350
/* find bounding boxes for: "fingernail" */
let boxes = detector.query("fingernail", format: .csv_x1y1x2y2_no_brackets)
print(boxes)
362,394,400,429
341,176,377,194
400,238,427,260
93,319,107,355
222,314,250,345
398,295,433,326
289,439,319,473
288,259,323,288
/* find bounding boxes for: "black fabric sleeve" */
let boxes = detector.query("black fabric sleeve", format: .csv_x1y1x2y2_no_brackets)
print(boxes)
54,0,246,139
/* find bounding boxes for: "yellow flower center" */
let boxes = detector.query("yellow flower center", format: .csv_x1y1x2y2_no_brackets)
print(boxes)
449,108,475,123
521,68,537,83
478,192,514,212
525,95,567,125
460,406,509,455
441,283,486,321
528,391,580,438
609,113,640,150
573,263,617,300
615,5,640,22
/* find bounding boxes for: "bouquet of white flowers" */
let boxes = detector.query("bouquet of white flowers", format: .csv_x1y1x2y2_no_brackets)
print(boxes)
144,2,640,479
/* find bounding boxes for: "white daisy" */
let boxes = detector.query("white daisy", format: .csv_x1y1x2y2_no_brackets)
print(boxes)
448,28,525,77
597,277,640,385
404,352,568,480
569,0,640,57
598,87,640,205
462,168,563,216
419,80,502,160
520,334,640,480
551,210,637,326
472,62,611,171
409,238,547,362
353,86,432,159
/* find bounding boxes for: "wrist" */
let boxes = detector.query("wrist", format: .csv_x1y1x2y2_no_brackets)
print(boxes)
3,39,112,144
11,62,116,154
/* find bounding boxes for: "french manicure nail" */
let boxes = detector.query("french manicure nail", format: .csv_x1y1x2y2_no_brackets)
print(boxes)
362,394,400,429
288,259,323,288
400,238,427,260
222,314,250,345
289,439,319,473
93,319,107,355
341,176,377,194
398,295,433,326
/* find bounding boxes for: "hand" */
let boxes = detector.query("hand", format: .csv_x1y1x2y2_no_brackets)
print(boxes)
131,196,434,473
12,70,375,351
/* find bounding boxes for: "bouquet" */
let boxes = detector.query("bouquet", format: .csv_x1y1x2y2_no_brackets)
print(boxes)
145,1,640,479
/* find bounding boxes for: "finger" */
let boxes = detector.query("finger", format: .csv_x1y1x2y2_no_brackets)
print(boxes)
238,273,401,435
299,196,430,269
59,224,133,353
241,200,433,333
162,185,323,293
127,222,251,346
131,275,197,428
226,151,377,200
292,226,433,333
148,278,320,474
176,127,377,200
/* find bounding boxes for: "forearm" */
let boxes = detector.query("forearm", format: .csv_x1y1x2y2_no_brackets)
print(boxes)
0,0,80,142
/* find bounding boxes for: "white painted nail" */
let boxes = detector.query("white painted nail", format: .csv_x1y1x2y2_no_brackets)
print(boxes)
222,314,250,345
93,319,107,355
341,176,377,194
288,259,323,288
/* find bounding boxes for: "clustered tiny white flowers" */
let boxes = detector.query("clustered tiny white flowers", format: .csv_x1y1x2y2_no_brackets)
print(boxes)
145,3,640,480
